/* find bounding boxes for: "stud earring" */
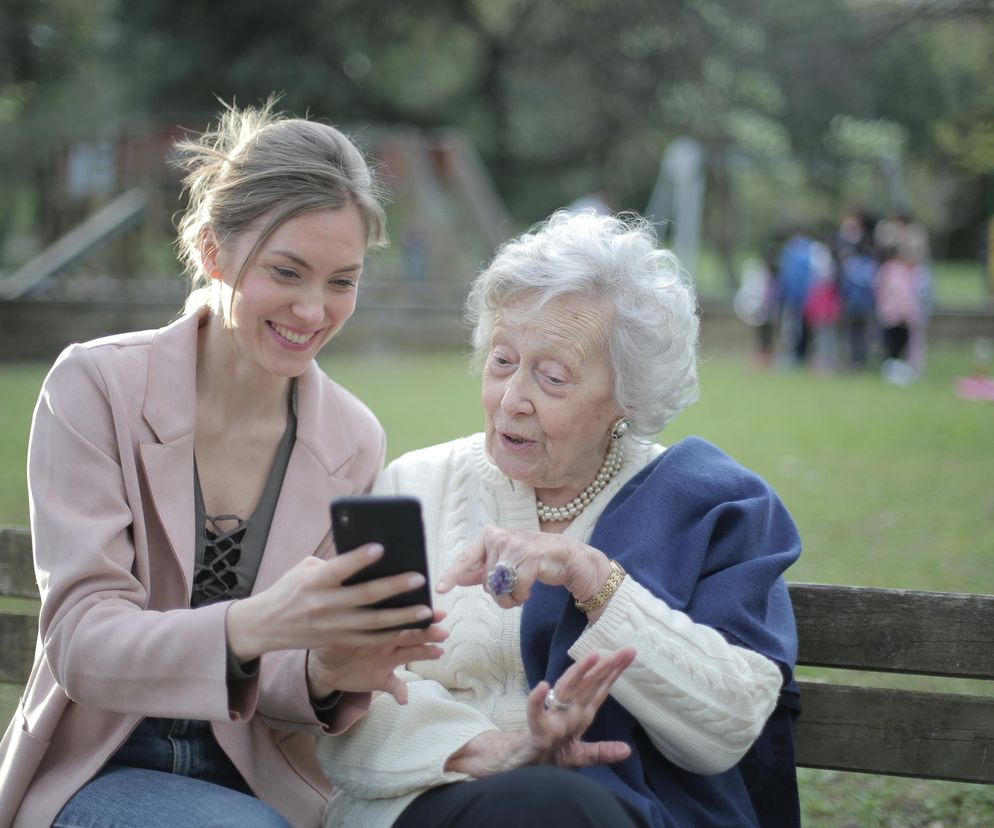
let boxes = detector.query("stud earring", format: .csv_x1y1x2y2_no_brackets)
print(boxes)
610,417,630,441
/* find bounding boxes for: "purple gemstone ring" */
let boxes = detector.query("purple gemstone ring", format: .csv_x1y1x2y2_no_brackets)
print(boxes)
487,561,518,596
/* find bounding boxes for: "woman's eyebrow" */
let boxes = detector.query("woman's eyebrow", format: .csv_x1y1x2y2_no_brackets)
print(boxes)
271,250,363,273
270,249,364,275
270,250,311,269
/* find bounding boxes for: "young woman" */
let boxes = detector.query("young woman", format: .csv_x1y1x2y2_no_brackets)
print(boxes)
0,100,446,828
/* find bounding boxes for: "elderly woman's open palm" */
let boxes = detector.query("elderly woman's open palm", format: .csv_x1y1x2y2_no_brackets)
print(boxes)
526,648,636,767
444,648,636,778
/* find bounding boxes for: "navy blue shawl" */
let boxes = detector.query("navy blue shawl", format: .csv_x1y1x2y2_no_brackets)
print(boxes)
520,437,802,828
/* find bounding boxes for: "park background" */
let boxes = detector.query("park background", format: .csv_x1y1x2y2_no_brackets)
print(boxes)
1,1,993,826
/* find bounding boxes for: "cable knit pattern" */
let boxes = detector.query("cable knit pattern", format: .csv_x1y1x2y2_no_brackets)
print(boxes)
569,576,782,774
317,433,783,827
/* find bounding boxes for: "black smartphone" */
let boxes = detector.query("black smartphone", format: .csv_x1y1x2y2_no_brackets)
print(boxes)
331,495,432,630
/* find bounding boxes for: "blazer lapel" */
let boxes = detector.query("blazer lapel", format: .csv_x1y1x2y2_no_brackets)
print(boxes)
138,312,201,596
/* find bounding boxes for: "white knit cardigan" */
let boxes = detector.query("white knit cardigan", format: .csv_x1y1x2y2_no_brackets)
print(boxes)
317,434,782,828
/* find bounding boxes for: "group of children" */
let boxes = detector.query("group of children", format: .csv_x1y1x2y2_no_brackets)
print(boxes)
744,210,932,384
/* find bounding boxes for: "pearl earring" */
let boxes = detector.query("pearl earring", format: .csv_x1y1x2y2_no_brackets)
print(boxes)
610,417,629,441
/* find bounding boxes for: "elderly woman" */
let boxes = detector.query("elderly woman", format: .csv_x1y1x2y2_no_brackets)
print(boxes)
318,211,802,828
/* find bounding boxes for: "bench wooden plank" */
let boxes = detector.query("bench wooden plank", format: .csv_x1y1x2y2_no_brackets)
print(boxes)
795,680,994,783
789,583,994,680
0,613,37,685
0,526,37,599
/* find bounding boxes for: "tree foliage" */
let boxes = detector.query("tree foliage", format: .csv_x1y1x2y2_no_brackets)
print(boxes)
3,0,993,263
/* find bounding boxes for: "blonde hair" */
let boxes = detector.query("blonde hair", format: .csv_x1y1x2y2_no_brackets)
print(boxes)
172,97,387,312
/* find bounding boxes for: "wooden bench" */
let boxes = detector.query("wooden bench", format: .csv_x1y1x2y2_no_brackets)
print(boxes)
790,583,994,783
2,525,993,784
0,526,38,686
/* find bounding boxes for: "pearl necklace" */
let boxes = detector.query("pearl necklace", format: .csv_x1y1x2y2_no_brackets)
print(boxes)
536,442,624,523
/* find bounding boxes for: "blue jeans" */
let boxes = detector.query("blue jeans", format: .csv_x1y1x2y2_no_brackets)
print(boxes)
54,718,291,828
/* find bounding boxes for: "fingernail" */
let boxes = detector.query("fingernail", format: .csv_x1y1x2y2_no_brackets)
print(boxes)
435,579,448,592
408,574,426,588
367,544,384,558
415,607,432,620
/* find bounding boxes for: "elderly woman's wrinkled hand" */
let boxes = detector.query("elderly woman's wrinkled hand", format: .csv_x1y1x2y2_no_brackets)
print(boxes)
526,648,635,767
436,525,613,610
444,648,635,777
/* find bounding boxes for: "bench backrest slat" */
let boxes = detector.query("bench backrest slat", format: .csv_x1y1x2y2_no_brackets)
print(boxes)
0,614,36,684
795,681,994,784
789,582,994,680
0,526,37,599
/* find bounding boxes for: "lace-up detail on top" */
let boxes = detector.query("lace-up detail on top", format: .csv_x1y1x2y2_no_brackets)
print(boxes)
194,514,249,602
191,381,297,607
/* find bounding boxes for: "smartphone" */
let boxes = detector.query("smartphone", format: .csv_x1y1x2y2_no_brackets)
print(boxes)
331,495,432,630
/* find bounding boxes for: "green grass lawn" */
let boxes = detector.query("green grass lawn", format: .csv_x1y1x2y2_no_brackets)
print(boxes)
1,337,992,824
930,259,994,306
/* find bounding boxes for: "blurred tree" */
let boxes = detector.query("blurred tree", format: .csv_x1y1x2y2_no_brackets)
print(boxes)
0,0,119,254
5,0,994,284
109,0,780,221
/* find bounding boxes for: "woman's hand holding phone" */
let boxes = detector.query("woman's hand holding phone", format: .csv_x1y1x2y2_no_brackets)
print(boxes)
310,495,444,702
225,513,447,704
331,496,434,630
306,602,448,704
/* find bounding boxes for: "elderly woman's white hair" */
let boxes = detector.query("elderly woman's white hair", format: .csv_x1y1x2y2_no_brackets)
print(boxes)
466,210,700,439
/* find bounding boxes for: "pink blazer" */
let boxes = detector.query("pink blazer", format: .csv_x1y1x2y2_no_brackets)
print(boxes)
0,310,386,827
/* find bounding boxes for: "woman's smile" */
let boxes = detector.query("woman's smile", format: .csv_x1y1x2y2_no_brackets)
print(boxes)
267,321,322,350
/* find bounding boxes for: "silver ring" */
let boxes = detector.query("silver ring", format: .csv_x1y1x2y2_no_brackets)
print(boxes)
487,561,518,596
544,687,570,712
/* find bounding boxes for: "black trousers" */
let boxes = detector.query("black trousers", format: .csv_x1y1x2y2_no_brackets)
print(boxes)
393,765,649,828
882,324,910,360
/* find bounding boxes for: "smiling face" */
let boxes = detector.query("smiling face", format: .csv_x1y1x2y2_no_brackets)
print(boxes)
208,206,366,379
481,294,623,505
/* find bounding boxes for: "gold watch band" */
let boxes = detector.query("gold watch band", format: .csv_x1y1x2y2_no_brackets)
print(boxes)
574,560,626,614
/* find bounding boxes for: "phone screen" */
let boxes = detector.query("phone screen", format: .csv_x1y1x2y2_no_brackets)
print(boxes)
331,495,431,629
